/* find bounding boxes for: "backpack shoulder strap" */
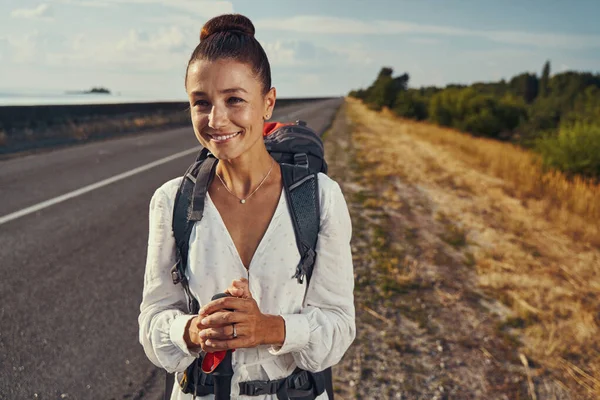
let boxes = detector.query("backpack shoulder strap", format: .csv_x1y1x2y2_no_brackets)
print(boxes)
171,149,218,314
280,163,334,400
167,149,219,400
281,163,321,286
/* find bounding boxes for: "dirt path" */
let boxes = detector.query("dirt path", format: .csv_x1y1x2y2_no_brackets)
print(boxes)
325,100,597,399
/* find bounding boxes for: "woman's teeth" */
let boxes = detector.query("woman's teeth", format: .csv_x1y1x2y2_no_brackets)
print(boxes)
210,132,240,141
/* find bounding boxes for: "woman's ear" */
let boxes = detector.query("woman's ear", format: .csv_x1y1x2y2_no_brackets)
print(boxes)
264,87,276,119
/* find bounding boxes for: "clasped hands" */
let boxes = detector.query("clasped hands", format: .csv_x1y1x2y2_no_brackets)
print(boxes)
185,278,285,353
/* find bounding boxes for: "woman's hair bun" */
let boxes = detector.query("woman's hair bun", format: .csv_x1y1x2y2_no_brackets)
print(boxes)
200,14,255,41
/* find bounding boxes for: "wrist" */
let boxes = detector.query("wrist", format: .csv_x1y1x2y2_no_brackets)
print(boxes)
184,316,204,351
260,314,285,346
183,317,195,348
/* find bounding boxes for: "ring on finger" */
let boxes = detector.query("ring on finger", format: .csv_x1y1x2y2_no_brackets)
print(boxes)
232,323,237,339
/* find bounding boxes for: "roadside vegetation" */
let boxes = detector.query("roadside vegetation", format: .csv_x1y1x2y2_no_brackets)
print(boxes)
349,62,600,181
327,98,599,399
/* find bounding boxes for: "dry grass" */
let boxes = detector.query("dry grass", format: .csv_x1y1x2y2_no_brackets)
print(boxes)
347,98,600,399
65,114,181,141
378,106,600,247
1,112,190,154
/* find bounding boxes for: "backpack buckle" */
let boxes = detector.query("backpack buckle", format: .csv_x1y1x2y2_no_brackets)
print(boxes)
292,246,316,284
239,380,279,396
171,260,185,284
293,153,309,169
290,370,309,388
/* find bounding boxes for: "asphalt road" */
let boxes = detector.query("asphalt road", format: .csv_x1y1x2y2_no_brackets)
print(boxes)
0,97,343,400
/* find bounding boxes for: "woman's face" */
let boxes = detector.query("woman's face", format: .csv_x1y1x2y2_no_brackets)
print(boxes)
186,58,275,161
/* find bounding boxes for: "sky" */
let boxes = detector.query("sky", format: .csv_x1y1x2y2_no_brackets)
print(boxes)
1,0,599,101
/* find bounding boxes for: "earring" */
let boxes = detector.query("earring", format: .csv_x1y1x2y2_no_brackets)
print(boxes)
264,114,271,119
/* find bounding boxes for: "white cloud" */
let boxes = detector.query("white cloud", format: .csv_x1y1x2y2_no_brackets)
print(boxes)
10,4,53,20
4,32,41,63
44,27,194,72
52,0,232,16
145,14,199,26
0,39,7,62
261,39,365,68
407,37,442,45
56,0,112,7
256,16,376,35
116,27,186,52
255,16,600,49
255,16,469,36
262,41,296,66
481,30,600,49
151,0,233,16
298,73,320,86
378,20,472,36
559,64,571,72
333,43,375,66
44,33,357,78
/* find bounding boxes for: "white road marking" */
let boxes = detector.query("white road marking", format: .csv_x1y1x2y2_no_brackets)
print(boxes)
277,99,338,120
0,99,339,226
0,146,202,226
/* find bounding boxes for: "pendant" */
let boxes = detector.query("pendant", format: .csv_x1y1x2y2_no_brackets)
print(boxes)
240,199,246,204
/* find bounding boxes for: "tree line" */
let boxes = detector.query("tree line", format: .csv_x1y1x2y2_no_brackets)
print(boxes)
349,62,600,179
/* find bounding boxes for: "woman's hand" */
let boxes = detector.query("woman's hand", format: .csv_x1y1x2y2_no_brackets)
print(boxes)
184,279,251,352
224,278,252,298
198,278,285,352
184,315,207,351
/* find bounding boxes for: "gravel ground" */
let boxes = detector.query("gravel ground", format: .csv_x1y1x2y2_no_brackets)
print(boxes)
326,101,535,400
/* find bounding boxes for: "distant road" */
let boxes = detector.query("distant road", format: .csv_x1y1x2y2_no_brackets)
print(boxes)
0,98,343,400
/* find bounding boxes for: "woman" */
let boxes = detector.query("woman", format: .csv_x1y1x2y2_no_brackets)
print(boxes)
138,13,355,399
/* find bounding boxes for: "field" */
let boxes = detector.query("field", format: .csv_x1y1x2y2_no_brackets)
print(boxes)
328,98,600,399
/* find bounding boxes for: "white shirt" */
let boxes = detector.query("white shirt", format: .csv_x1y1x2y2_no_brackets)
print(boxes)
138,172,356,400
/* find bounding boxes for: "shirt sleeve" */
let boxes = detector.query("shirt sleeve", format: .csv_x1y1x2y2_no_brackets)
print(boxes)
269,178,356,372
138,184,200,374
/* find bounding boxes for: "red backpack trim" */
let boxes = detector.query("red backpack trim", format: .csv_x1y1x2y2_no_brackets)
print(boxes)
263,121,293,137
201,349,235,374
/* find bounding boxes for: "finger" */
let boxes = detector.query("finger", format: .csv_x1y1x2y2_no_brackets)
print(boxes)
204,338,246,351
200,311,245,327
233,279,252,298
224,286,244,297
199,326,235,341
225,278,252,299
188,317,206,346
232,278,249,289
199,297,249,317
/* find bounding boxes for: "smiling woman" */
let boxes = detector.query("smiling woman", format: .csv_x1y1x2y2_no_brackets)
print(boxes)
186,58,273,163
138,13,355,400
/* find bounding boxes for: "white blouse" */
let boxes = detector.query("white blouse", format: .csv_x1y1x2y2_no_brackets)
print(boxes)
138,172,356,400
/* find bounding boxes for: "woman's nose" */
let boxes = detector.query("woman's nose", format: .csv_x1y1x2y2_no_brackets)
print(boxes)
208,105,228,129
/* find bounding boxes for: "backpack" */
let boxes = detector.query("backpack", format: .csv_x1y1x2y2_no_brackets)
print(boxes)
166,120,334,400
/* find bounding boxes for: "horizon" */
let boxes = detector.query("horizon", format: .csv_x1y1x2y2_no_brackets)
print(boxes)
1,0,599,102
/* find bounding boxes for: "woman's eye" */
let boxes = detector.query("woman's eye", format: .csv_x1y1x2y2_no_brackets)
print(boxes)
194,100,210,107
228,97,244,105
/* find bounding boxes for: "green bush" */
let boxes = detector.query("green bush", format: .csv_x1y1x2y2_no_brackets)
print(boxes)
563,86,600,126
535,122,600,178
393,90,428,120
428,88,462,127
427,88,527,138
352,62,600,178
461,109,503,136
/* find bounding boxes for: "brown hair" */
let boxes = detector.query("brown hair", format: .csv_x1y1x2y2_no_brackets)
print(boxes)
185,14,272,94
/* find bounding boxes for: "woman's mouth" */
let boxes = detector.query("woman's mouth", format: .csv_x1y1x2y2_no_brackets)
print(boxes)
208,131,241,144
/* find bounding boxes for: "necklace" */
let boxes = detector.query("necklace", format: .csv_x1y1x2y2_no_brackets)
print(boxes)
216,159,275,204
